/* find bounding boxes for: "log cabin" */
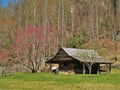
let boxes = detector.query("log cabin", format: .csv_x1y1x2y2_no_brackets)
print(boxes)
46,47,113,74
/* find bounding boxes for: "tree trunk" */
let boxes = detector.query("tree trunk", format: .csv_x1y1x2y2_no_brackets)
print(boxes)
61,0,64,47
89,66,92,74
32,69,37,73
113,0,118,61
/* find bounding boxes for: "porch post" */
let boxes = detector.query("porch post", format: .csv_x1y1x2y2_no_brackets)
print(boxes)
83,63,85,74
108,63,111,73
88,62,93,74
50,63,52,71
97,64,100,74
106,64,111,73
89,65,92,74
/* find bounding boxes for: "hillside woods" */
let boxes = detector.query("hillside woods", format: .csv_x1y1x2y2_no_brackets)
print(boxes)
0,0,120,72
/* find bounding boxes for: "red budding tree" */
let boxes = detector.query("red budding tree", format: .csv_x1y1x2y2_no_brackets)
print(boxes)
10,25,59,73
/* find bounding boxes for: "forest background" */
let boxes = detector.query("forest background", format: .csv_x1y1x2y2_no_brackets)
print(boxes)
0,0,120,72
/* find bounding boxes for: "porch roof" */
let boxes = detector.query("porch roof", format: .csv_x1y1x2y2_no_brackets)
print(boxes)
46,47,113,64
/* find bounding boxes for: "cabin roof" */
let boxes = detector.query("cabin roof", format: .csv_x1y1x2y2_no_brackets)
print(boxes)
46,47,113,64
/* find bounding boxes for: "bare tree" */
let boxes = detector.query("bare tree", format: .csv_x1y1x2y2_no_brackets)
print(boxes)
112,0,119,61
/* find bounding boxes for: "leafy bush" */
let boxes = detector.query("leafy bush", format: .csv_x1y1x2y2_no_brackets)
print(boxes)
66,36,86,48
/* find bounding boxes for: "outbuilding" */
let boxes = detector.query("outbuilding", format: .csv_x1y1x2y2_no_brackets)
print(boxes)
46,47,113,74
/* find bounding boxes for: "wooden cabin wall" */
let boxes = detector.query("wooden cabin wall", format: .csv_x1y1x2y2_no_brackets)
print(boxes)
73,62,83,74
59,61,100,74
91,63,100,74
59,62,74,74
59,60,84,74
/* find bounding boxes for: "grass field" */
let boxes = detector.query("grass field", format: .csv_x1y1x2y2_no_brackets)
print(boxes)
0,69,120,90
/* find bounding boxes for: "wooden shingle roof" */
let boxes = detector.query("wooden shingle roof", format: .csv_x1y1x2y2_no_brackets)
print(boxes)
46,47,113,64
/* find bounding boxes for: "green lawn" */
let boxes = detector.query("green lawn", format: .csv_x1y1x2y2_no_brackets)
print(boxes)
0,69,120,90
